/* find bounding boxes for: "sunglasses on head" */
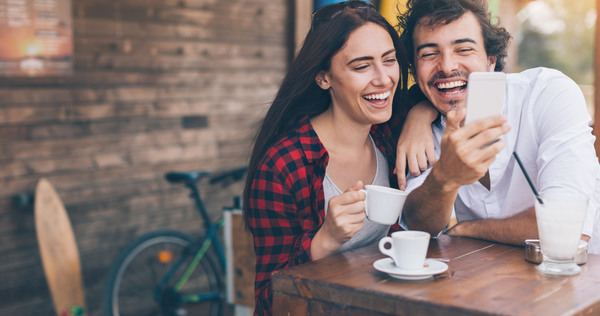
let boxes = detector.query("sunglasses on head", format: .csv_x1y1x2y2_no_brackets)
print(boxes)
311,1,377,31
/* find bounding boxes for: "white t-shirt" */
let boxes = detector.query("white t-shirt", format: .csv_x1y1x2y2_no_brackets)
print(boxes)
403,67,600,252
324,136,390,253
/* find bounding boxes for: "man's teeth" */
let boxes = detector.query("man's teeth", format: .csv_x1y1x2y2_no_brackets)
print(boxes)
364,91,391,100
437,81,466,89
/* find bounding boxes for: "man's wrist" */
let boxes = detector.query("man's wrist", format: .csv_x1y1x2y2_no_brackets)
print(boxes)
429,165,461,193
446,221,465,237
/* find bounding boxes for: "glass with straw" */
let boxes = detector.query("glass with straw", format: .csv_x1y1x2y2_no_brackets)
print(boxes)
513,152,587,275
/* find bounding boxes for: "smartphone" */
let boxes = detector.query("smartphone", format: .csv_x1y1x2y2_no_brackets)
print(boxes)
464,72,506,126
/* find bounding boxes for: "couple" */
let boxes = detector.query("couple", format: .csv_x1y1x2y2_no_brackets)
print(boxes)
243,0,600,315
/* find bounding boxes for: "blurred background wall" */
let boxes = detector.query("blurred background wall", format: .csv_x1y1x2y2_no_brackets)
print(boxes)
0,0,289,314
514,0,597,122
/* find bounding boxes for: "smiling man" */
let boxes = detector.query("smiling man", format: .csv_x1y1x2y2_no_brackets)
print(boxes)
397,0,600,249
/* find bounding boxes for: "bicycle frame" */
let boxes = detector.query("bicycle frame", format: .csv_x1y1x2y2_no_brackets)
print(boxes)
153,182,227,304
188,182,226,269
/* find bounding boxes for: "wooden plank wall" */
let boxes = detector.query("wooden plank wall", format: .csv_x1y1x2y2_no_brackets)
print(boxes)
0,0,290,314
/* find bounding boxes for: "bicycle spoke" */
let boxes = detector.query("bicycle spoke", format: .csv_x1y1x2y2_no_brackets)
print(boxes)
106,231,222,316
123,306,159,316
118,272,156,298
147,310,160,316
117,285,152,297
124,243,187,291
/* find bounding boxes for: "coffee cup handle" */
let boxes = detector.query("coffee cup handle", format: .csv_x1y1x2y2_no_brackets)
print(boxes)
359,189,368,217
379,237,396,263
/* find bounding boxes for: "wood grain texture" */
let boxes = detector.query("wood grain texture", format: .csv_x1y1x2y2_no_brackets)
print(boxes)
34,178,86,316
231,213,256,308
273,235,600,316
0,0,288,314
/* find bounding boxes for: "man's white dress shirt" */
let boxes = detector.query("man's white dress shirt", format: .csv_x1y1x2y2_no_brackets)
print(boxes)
403,68,600,252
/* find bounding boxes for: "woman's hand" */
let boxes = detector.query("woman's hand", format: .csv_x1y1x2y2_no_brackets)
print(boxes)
396,100,438,190
311,181,366,260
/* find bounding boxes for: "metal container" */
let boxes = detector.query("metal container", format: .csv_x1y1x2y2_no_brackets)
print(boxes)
525,239,587,265
576,240,588,265
525,239,543,264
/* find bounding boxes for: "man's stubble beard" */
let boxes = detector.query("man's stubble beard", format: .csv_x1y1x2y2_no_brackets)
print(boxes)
443,98,462,114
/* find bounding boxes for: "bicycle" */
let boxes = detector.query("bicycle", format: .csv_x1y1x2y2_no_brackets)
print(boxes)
103,166,249,316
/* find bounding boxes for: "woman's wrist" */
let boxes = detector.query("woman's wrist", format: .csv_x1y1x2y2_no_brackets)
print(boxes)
311,228,342,260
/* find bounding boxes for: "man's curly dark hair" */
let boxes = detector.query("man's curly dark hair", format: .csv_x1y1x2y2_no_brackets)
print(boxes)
397,0,512,72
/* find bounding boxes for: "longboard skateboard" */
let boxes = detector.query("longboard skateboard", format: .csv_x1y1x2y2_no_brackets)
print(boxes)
35,178,86,316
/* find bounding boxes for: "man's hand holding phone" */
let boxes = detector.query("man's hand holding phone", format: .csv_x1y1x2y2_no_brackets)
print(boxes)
431,108,511,191
431,70,510,191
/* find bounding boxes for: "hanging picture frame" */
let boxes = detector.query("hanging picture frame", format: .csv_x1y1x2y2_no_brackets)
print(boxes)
0,0,73,77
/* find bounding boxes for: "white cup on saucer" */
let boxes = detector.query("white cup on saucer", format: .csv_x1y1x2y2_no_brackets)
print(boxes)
379,231,430,269
358,185,407,225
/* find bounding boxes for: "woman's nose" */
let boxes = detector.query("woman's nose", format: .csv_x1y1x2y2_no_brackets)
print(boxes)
371,64,392,87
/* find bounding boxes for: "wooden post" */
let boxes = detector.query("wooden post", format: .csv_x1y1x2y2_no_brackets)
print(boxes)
294,0,312,56
595,0,600,155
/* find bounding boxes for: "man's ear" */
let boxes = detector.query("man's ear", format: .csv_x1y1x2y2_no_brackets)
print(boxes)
316,71,331,90
488,56,497,71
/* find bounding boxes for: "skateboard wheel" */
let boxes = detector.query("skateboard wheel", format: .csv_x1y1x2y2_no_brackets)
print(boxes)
67,306,84,316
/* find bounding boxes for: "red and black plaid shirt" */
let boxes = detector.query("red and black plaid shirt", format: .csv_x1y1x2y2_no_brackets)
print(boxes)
247,111,408,316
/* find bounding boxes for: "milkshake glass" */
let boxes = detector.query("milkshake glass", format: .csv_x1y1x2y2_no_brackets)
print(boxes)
534,192,588,275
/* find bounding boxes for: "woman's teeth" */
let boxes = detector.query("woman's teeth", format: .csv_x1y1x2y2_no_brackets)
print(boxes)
364,91,391,100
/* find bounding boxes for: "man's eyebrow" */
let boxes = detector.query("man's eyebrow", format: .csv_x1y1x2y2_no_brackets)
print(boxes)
346,49,396,65
452,38,476,45
415,38,476,55
415,43,438,54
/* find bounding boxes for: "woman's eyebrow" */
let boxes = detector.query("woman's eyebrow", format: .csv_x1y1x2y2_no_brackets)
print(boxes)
347,56,373,65
346,49,396,65
381,48,396,57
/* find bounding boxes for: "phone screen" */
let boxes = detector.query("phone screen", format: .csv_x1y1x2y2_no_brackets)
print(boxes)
464,72,506,126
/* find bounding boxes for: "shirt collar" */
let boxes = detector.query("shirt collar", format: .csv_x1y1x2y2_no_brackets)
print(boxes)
295,115,328,163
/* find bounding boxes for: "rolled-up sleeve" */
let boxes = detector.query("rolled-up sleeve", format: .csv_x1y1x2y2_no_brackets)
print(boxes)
248,155,317,316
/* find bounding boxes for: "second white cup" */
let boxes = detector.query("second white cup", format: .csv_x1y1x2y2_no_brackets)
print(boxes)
379,231,431,269
359,185,407,225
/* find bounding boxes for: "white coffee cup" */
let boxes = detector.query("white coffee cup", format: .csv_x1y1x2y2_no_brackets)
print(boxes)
379,231,430,269
358,185,407,225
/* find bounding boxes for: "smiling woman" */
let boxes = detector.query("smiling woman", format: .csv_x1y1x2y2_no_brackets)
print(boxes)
242,2,437,316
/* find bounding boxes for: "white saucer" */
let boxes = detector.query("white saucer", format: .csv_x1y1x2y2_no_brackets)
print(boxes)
373,258,448,280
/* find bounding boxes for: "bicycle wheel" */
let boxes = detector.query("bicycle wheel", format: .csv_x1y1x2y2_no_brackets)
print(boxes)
104,229,222,316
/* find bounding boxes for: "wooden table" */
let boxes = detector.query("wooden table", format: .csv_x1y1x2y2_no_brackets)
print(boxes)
272,235,600,316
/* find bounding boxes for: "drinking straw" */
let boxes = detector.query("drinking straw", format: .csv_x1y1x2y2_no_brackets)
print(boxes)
513,152,544,205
